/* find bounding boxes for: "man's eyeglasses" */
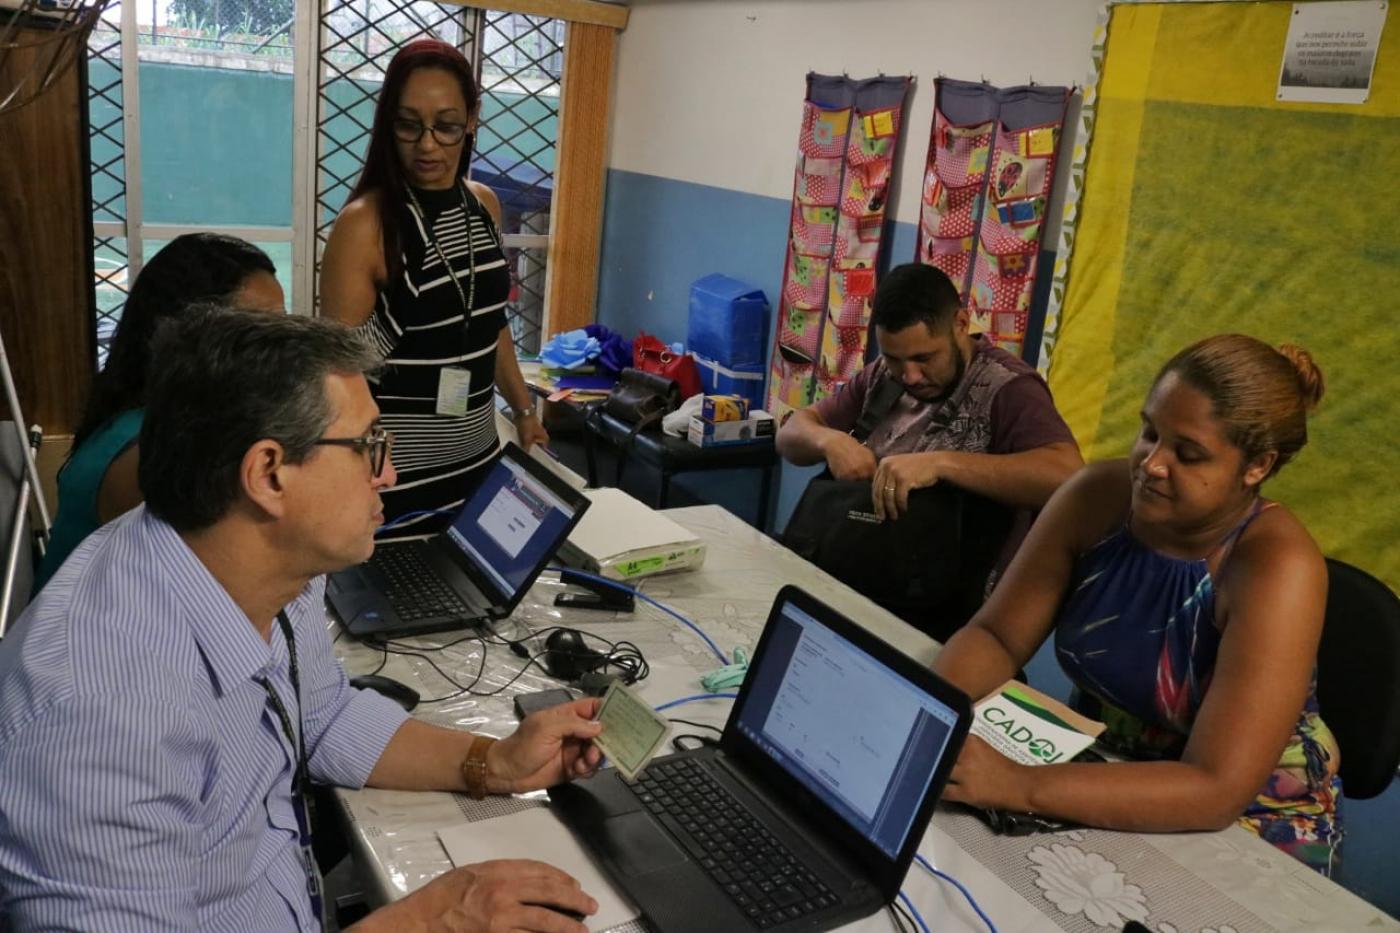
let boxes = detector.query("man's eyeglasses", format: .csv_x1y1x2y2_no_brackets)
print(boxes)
391,118,467,147
314,426,394,477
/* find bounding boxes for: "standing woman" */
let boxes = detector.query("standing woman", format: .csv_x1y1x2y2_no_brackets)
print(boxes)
320,39,546,540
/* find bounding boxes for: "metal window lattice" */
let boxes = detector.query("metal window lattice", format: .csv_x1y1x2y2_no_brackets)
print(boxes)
316,2,561,353
87,2,129,363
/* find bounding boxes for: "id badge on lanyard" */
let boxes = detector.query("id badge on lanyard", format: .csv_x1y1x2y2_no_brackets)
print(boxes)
436,365,472,417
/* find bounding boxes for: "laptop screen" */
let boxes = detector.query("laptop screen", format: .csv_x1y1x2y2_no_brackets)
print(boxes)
444,451,580,603
733,599,960,859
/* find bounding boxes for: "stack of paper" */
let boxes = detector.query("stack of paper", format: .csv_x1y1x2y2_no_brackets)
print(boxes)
560,487,706,580
438,807,639,932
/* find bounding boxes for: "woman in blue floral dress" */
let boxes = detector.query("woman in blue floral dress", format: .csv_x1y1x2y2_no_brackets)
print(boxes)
932,334,1341,875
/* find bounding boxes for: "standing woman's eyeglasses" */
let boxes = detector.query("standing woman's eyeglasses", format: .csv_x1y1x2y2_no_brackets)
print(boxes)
391,119,467,146
313,427,395,477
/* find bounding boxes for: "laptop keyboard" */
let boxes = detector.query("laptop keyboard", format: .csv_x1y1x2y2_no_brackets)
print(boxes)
369,544,473,622
631,758,838,928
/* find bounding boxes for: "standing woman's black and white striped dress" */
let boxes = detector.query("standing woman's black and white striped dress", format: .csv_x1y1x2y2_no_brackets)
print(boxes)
357,181,509,540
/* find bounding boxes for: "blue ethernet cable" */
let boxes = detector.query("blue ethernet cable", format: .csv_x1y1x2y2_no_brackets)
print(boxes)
897,890,931,933
915,853,996,933
374,507,456,535
653,693,738,713
548,566,730,665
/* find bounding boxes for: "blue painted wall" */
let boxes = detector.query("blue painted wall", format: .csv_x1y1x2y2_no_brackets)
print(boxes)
595,167,918,531
595,166,1400,918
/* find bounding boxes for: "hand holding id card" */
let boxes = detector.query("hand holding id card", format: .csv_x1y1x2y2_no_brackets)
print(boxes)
592,681,670,782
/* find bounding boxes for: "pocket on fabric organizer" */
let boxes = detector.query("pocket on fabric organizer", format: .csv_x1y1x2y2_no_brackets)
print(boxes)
794,154,843,207
776,299,823,361
988,145,1050,204
921,235,974,292
841,159,892,217
921,177,981,240
1006,121,1061,163
969,245,1037,319
847,106,901,165
811,366,841,406
770,353,816,414
931,115,995,188
977,191,1046,257
799,102,852,158
791,203,837,256
828,266,876,329
833,213,883,267
815,354,859,405
820,319,869,383
783,252,831,310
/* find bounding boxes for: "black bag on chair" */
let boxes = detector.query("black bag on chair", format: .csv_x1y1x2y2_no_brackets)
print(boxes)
603,367,681,431
596,367,683,487
780,379,1013,643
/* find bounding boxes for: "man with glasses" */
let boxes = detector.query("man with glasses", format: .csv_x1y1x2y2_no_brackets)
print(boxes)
0,307,603,931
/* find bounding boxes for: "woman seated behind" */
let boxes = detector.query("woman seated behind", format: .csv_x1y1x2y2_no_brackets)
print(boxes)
934,334,1340,875
35,234,284,592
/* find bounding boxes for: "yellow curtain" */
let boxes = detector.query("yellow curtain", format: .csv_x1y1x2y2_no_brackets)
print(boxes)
1049,1,1400,592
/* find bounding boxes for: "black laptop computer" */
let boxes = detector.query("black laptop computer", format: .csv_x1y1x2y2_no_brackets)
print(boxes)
327,442,590,638
550,585,971,933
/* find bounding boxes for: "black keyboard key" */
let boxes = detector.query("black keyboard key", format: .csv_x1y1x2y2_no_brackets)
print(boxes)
657,813,708,861
624,762,835,923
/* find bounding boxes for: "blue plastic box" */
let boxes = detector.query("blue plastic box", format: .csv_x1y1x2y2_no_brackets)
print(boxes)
694,353,766,413
687,274,769,370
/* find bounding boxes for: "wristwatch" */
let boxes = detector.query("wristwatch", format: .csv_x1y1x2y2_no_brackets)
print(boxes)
461,735,498,800
502,404,536,421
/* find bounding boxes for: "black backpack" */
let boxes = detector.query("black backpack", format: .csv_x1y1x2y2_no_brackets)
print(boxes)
781,379,1013,643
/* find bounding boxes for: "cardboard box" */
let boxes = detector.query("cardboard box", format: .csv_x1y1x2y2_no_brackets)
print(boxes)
686,411,775,447
701,394,750,423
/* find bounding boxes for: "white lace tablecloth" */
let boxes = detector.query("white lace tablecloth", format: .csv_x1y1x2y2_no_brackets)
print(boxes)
332,505,1397,933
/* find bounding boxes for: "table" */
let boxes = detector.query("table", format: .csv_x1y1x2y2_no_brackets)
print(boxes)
587,409,777,529
332,506,1398,933
525,376,778,529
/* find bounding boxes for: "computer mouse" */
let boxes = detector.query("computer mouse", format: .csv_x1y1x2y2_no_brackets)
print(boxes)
542,628,603,681
349,674,420,712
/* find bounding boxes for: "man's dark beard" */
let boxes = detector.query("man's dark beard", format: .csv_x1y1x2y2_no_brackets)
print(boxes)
904,343,967,404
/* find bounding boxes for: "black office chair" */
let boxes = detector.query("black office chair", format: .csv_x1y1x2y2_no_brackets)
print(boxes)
1315,557,1400,800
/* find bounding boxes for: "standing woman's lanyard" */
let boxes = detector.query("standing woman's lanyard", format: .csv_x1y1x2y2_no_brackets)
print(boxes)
257,611,324,926
404,181,504,418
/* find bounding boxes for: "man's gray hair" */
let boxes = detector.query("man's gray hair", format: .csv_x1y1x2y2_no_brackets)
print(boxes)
139,304,382,531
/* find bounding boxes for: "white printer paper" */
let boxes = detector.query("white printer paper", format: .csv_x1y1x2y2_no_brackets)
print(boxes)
437,806,639,932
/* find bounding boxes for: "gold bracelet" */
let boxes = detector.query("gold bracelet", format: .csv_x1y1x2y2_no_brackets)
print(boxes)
461,735,498,800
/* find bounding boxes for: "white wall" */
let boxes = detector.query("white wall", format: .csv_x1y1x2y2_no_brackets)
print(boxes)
609,0,1104,227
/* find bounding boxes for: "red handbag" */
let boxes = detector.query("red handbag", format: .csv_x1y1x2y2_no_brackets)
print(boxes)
633,332,703,400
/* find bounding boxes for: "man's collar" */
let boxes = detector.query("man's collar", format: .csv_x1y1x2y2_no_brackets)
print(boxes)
140,509,288,693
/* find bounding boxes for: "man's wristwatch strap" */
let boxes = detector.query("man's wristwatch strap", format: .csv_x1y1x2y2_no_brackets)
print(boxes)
462,735,498,800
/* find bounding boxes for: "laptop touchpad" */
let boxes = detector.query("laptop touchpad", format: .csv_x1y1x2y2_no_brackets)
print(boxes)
605,812,688,877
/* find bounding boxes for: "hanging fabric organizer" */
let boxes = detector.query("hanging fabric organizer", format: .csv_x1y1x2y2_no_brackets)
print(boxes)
917,78,1069,359
769,73,912,423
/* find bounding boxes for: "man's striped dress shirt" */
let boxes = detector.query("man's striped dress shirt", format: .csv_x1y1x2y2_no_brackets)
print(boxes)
0,507,410,930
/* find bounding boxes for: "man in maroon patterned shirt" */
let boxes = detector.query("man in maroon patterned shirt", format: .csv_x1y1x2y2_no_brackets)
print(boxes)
777,263,1082,561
